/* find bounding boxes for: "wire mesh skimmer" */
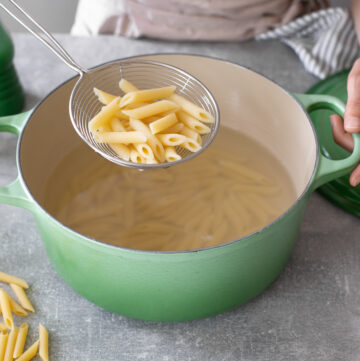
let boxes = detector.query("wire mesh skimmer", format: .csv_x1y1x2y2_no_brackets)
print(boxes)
0,0,220,169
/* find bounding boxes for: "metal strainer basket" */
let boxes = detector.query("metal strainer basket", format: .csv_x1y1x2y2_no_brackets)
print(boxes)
70,60,220,169
1,0,220,169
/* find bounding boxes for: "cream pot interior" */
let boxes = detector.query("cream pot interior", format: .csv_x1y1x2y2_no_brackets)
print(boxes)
20,54,317,212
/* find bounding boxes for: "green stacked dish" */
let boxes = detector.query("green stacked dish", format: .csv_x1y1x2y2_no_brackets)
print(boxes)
307,70,360,216
0,21,24,116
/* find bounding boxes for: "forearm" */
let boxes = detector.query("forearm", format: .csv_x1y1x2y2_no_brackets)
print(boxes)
352,0,360,43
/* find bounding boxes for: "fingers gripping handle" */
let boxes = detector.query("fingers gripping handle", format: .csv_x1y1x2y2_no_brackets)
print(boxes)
293,93,360,191
0,111,35,210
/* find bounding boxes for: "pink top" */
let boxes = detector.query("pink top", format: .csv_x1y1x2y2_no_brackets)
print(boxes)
72,0,329,40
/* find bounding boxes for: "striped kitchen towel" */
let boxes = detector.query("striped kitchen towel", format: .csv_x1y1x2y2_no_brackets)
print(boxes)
257,7,360,79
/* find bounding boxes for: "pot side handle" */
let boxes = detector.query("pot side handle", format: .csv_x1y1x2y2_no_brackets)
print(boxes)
0,111,35,211
293,93,360,191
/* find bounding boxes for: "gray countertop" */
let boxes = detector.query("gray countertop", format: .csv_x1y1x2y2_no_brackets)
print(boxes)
0,34,359,361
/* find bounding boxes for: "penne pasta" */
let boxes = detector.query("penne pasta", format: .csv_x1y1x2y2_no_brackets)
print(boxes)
9,284,34,313
13,323,28,358
88,97,121,132
134,143,155,160
0,272,28,289
120,86,175,107
109,144,130,161
168,93,214,123
8,296,28,317
180,126,202,145
156,134,187,146
130,147,146,164
177,111,211,134
0,330,8,361
165,147,181,162
115,110,130,121
15,340,39,361
39,324,49,361
0,290,13,329
94,131,147,144
4,327,18,361
93,88,118,105
119,78,138,93
122,100,179,120
129,119,165,162
179,138,201,153
0,324,6,331
110,118,126,132
149,113,178,135
124,102,150,110
90,78,214,164
158,122,184,134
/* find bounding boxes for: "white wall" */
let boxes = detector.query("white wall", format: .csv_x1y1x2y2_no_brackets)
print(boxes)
0,0,79,33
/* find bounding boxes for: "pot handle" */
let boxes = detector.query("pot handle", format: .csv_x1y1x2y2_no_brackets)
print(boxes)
0,110,35,211
293,93,360,191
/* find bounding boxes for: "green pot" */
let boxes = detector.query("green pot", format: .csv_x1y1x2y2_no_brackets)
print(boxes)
0,55,359,322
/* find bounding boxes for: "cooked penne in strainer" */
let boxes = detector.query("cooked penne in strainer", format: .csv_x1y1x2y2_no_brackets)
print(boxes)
1,0,220,170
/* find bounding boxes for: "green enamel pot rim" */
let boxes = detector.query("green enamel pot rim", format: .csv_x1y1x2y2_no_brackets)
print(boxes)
7,53,360,255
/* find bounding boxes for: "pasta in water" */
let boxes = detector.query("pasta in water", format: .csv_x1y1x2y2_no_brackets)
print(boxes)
44,126,297,252
89,79,214,164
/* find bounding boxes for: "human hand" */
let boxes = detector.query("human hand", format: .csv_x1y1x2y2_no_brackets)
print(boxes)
330,59,360,187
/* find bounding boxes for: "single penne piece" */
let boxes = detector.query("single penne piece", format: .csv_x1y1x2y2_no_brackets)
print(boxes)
180,126,202,145
0,272,28,289
9,296,28,317
88,97,121,132
0,290,13,329
134,143,155,160
130,147,145,164
115,110,130,121
9,284,34,312
149,113,178,135
94,131,147,144
110,118,126,132
4,327,18,361
179,138,201,152
177,111,211,135
120,86,176,107
158,122,184,134
13,322,28,358
168,93,214,123
124,102,150,110
14,340,39,361
120,119,131,130
165,147,181,162
119,78,138,93
145,158,159,164
93,88,118,105
39,324,49,361
122,100,179,120
141,115,158,124
0,330,8,361
109,144,130,161
156,134,187,146
129,119,165,162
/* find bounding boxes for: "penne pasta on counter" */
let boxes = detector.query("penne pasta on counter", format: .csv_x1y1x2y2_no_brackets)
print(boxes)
0,271,51,360
89,78,214,164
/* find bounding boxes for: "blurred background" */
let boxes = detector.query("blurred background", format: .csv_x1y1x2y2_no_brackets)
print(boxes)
0,0,79,32
0,0,351,34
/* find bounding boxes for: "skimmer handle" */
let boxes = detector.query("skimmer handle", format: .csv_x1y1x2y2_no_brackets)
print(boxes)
0,0,87,74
